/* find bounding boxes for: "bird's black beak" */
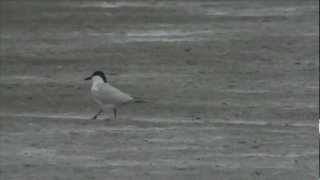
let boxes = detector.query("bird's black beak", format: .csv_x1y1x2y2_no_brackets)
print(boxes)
84,76,92,81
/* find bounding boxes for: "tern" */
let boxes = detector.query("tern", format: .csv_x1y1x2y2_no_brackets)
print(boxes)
85,71,135,120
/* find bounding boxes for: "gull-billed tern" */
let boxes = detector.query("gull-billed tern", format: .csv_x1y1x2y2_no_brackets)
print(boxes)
85,71,137,120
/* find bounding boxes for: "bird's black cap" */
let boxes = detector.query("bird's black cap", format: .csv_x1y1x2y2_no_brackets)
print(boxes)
85,71,108,82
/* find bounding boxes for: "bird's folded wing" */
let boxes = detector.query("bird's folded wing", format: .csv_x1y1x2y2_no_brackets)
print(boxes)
92,83,133,105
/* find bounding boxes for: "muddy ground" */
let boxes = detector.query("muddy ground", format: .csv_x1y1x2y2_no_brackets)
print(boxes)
0,0,319,179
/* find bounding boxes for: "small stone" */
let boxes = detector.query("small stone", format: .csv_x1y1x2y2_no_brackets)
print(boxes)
254,170,262,176
184,48,191,52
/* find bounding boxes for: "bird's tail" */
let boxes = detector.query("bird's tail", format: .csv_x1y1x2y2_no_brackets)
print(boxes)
133,97,148,103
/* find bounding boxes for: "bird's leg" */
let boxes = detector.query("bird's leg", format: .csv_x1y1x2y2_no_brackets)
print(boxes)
91,109,103,120
113,108,117,120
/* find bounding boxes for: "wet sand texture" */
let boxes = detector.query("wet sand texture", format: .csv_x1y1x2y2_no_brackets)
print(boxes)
0,0,319,179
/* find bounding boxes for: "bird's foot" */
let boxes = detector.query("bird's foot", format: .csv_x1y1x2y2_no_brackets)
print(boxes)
91,115,99,120
91,109,103,120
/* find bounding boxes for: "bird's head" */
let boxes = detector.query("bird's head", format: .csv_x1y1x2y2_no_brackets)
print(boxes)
85,71,108,83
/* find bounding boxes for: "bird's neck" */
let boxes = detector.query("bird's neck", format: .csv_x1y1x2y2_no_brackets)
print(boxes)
92,76,105,89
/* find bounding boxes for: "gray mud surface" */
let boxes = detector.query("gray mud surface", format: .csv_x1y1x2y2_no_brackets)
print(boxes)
0,0,319,179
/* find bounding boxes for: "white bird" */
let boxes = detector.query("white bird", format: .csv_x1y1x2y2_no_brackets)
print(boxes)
85,71,134,120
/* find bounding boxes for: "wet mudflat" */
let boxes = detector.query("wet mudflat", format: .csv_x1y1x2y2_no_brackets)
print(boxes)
0,0,319,179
